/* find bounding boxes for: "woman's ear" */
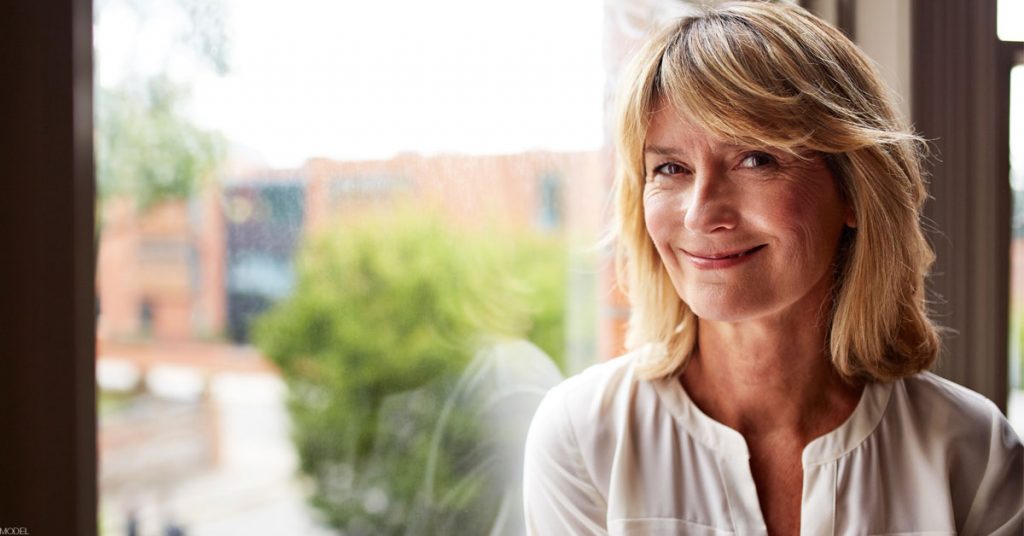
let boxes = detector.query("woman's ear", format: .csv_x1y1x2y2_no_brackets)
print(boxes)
844,208,857,228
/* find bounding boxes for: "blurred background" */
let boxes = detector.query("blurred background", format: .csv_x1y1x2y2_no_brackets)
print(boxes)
92,0,605,533
90,0,1024,534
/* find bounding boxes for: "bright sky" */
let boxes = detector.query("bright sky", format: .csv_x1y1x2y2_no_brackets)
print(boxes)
95,0,1022,173
94,0,606,168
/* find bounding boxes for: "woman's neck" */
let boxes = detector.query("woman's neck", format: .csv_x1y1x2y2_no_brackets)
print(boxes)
681,314,862,442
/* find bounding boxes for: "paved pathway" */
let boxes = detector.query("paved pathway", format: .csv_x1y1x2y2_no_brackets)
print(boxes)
99,342,336,536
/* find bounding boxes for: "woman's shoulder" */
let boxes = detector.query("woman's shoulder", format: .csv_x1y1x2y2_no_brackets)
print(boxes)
526,349,660,455
523,349,671,519
888,372,1022,481
536,349,653,423
897,371,1016,435
524,354,652,532
888,372,1023,533
888,371,1021,450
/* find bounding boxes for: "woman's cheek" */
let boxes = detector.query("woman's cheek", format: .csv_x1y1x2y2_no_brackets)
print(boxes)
643,189,679,243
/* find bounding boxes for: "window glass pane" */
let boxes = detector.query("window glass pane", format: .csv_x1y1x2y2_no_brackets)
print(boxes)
95,1,604,533
1009,64,1024,436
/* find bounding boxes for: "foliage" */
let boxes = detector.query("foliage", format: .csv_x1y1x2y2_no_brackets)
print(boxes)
252,213,567,534
94,0,228,213
96,75,225,210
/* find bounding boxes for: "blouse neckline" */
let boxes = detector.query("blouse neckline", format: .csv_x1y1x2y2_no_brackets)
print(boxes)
649,367,894,466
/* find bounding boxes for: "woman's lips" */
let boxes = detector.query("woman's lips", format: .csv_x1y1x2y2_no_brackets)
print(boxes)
681,244,766,270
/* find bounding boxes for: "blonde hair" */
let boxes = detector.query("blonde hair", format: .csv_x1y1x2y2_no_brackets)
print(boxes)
613,1,940,382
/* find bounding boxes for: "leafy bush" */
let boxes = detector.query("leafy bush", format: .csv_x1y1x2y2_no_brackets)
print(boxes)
252,212,566,534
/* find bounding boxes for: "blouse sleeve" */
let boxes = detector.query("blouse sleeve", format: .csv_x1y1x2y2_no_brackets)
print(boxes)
522,384,608,535
959,408,1024,536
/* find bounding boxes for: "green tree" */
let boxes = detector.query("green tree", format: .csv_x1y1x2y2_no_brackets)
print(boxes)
252,212,567,535
96,76,225,210
94,0,229,212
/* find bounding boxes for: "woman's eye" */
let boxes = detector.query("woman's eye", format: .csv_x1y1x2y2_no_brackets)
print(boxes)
739,152,775,169
654,162,687,176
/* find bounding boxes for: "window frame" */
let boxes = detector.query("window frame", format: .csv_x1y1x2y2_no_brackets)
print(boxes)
0,0,97,534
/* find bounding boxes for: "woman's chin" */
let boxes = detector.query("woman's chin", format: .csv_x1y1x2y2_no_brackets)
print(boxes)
687,292,827,328
686,301,763,324
681,285,780,323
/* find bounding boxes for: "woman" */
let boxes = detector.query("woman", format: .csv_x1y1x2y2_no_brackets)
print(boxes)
523,2,1023,535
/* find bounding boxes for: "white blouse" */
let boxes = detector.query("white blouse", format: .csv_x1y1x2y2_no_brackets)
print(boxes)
523,351,1023,535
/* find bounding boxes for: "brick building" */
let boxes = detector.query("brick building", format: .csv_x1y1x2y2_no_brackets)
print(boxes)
96,150,606,356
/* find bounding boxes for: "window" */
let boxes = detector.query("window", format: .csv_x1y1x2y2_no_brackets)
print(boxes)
1006,61,1024,435
3,2,1016,534
93,1,604,533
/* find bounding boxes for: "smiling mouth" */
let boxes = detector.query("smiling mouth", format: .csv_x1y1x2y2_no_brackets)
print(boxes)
685,244,767,260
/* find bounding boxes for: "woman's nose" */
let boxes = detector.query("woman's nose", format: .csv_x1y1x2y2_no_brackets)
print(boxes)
682,171,738,233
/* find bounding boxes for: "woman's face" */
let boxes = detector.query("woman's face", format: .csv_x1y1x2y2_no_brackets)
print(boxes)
642,105,853,325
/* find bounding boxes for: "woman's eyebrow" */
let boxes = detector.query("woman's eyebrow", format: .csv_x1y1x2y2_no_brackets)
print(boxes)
643,145,684,157
644,141,747,157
